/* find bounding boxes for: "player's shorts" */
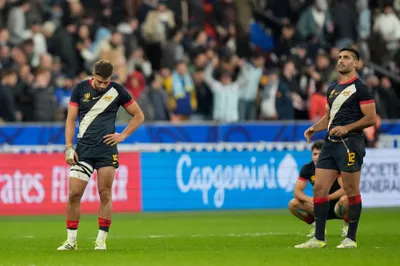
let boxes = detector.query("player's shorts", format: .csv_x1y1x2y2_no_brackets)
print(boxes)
69,143,119,181
327,200,340,220
316,134,366,173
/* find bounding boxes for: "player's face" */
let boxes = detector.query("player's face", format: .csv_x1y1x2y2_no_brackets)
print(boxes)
337,51,358,74
92,74,111,90
312,148,321,165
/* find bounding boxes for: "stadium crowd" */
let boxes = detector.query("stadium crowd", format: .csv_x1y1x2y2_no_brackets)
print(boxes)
0,0,400,124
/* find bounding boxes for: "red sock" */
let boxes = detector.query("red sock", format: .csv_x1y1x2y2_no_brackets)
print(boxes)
343,216,349,223
98,217,112,232
66,220,79,230
303,214,315,224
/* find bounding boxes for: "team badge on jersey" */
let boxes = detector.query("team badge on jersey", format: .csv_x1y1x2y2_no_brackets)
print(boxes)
343,90,351,96
104,95,113,101
83,93,90,102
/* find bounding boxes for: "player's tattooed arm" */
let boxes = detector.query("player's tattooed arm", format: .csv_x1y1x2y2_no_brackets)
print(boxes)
304,104,330,142
346,102,376,132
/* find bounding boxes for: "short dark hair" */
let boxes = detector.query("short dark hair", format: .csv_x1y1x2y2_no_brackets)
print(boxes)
1,68,17,79
94,60,114,78
311,140,324,151
339,47,360,61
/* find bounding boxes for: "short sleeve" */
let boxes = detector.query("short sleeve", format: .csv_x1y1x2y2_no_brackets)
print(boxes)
69,86,79,107
357,83,375,105
298,165,310,182
117,85,134,107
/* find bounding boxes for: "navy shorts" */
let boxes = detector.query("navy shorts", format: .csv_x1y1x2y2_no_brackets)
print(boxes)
69,143,119,181
317,135,366,173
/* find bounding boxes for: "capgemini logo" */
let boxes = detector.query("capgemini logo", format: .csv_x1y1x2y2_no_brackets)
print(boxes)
176,153,299,208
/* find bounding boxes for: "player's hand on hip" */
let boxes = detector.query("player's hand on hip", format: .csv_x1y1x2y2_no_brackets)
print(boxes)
329,126,349,137
304,127,315,142
65,147,78,165
103,133,125,146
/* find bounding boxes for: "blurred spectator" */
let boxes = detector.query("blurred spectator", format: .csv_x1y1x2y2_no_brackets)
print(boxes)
99,31,127,83
375,76,400,119
166,61,197,121
141,0,175,70
276,61,295,120
31,68,56,122
373,3,400,57
127,47,152,78
296,0,333,46
309,81,327,122
204,55,248,122
192,67,213,121
259,70,279,120
239,52,265,120
126,70,146,101
330,0,357,48
161,29,184,71
0,69,19,122
138,73,171,121
7,0,31,46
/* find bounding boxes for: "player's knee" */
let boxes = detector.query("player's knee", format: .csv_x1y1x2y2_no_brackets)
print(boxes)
68,191,83,203
312,184,327,198
288,199,300,212
99,189,112,204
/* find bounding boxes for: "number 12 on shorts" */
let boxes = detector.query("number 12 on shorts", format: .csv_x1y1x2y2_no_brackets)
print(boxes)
347,152,355,166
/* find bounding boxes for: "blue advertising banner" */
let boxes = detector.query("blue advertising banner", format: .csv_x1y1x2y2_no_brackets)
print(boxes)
1,121,400,145
141,151,313,211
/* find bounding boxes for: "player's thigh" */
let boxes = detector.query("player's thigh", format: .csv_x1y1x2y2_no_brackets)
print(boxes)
288,198,314,215
314,168,339,196
341,171,361,197
336,135,366,173
97,166,116,192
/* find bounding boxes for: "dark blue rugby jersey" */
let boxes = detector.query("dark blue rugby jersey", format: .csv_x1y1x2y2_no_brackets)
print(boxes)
298,161,341,195
69,78,133,147
327,77,375,134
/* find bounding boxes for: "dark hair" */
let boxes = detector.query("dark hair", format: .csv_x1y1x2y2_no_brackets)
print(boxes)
1,68,17,79
94,60,114,78
311,140,324,151
339,47,360,60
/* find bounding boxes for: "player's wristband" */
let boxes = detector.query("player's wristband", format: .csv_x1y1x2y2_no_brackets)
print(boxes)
66,145,73,150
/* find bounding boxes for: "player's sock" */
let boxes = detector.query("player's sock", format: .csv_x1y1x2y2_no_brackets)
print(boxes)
347,195,362,241
313,197,329,241
343,216,349,224
66,220,79,244
303,214,315,225
97,217,112,241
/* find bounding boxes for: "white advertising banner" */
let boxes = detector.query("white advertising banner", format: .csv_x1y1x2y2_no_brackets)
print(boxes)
361,149,400,207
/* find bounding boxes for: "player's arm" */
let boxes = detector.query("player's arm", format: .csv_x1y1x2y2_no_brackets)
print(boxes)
65,100,79,165
304,104,330,142
120,101,145,140
328,175,345,201
311,104,330,133
294,178,313,203
346,102,376,132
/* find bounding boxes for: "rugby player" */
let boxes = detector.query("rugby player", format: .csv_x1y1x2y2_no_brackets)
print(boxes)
57,60,144,250
296,48,376,248
288,140,348,238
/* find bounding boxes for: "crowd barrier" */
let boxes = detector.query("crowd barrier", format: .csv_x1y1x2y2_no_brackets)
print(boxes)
1,121,400,145
1,148,399,216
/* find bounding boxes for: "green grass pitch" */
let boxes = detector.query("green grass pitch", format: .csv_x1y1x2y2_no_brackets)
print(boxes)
1,208,399,266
